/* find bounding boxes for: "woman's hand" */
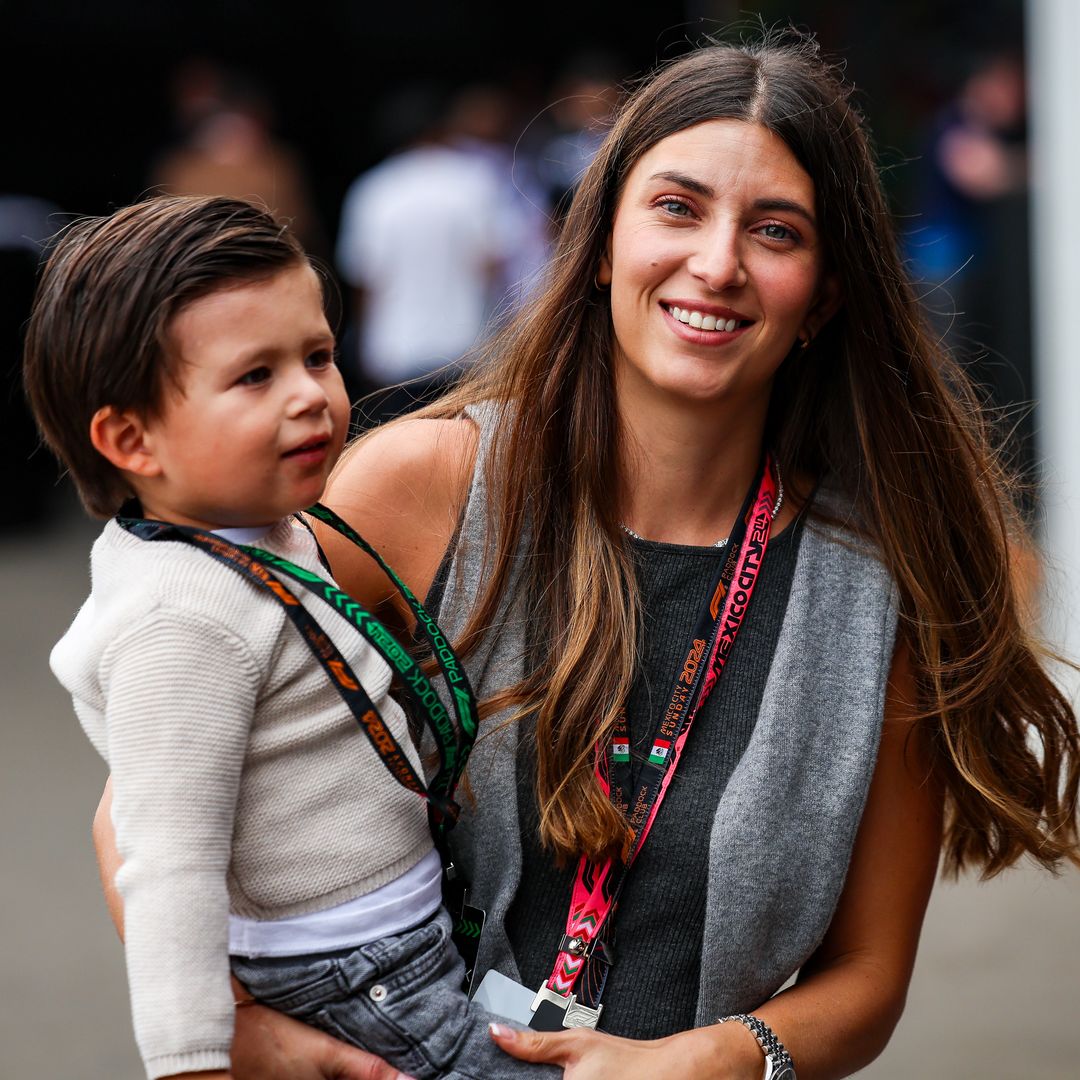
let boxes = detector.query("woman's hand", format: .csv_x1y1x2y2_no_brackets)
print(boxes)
162,1073,230,1080
489,1020,764,1080
231,1003,414,1080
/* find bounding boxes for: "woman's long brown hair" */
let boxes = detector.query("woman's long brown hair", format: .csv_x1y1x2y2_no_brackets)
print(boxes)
413,32,1079,875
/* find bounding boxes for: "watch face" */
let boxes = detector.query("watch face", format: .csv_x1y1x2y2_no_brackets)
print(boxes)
772,1066,797,1080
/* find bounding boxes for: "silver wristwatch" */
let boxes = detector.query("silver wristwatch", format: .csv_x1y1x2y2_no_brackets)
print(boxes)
717,1013,797,1080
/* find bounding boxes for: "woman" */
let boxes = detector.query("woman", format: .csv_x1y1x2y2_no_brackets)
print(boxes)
95,32,1079,1080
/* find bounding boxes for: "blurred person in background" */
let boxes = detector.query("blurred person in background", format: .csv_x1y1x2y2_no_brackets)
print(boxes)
909,48,1035,495
336,85,515,427
447,84,553,306
150,59,326,257
536,52,622,220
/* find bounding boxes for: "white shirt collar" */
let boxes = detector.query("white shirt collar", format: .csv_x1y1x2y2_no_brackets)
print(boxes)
212,522,280,544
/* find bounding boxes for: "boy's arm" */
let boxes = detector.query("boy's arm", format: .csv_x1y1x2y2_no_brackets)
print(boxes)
96,777,250,1013
102,609,259,1079
94,783,416,1080
96,784,232,1080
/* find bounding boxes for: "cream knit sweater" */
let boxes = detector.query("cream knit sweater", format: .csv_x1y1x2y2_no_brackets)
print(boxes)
51,519,434,1079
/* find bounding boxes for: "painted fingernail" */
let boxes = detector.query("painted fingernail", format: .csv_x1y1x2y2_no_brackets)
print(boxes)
489,1022,509,1039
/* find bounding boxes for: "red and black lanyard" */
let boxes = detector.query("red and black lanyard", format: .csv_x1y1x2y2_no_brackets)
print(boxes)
531,454,779,1030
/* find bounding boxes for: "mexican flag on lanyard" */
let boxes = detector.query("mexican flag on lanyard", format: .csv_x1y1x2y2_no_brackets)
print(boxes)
612,737,631,763
647,738,672,766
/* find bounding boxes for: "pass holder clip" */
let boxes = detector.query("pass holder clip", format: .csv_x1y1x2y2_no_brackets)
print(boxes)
559,932,592,959
557,932,615,967
530,984,603,1030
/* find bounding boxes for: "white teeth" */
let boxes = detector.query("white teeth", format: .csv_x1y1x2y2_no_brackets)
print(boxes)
667,305,743,332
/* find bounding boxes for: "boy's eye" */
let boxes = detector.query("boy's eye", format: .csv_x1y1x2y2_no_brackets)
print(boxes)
237,366,271,386
305,349,334,370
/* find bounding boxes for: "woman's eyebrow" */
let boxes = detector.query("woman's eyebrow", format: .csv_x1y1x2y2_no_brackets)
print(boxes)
648,170,714,197
753,198,817,227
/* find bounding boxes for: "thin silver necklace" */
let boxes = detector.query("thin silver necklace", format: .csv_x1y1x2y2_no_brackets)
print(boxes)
620,460,784,548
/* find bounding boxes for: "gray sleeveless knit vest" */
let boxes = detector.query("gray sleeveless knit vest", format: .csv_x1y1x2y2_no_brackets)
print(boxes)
438,403,898,1020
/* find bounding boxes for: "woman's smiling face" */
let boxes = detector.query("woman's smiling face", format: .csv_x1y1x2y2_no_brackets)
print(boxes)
599,119,839,413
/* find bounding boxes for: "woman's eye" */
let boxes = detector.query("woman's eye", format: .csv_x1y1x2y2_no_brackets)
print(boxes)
237,366,271,386
658,198,693,217
760,223,796,242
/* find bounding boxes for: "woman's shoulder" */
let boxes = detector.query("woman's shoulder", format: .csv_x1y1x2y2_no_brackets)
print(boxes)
803,476,880,554
316,416,480,614
796,478,898,621
338,414,478,489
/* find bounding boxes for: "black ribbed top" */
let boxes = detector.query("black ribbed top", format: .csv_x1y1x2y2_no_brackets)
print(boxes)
426,516,804,1037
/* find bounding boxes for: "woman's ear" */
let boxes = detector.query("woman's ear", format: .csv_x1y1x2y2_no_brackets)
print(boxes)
596,235,613,288
89,406,163,479
801,273,843,342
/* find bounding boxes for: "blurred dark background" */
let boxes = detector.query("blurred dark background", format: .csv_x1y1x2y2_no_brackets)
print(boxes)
1,0,1033,525
2,0,1025,229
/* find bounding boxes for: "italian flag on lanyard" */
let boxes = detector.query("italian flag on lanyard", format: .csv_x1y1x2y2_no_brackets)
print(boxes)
648,738,672,766
612,737,631,763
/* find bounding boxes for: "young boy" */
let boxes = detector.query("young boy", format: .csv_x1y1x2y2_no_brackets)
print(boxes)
25,196,552,1080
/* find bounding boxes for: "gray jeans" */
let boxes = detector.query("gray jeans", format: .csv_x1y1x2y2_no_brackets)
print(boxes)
231,908,559,1080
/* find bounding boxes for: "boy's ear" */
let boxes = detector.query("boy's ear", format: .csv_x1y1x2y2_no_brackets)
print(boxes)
89,406,163,478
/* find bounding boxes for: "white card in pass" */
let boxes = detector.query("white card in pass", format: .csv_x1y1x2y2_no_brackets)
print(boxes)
470,968,537,1026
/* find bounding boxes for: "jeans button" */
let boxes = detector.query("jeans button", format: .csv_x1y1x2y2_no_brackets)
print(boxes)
369,983,388,1002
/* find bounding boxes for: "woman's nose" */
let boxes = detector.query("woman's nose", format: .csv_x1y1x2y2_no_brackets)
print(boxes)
686,224,747,292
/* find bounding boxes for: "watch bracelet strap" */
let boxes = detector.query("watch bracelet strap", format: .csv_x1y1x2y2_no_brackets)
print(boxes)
716,1013,795,1077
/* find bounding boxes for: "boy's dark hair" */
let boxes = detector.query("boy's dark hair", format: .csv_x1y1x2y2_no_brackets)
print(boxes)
23,194,307,517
